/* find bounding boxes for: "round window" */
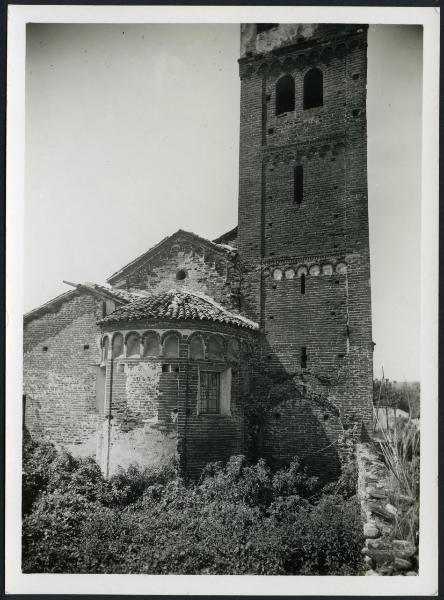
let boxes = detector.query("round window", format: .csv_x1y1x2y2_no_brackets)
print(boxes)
176,269,187,280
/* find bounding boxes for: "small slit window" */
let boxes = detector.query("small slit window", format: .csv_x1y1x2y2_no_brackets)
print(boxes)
294,165,303,204
301,346,308,369
275,75,295,116
300,273,306,295
199,371,220,414
304,68,323,110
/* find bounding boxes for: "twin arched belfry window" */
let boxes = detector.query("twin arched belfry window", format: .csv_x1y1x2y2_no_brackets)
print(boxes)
303,68,323,109
275,75,295,116
275,68,323,116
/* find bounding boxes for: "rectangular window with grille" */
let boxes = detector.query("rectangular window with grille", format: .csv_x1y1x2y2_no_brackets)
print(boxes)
200,371,221,414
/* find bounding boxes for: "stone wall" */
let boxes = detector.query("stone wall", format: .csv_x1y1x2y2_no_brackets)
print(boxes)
357,443,418,576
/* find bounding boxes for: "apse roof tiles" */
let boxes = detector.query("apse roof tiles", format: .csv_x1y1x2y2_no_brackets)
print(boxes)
99,289,258,331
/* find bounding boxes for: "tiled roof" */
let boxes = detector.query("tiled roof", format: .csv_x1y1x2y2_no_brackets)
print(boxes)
212,226,238,245
99,289,259,331
89,283,145,302
24,282,143,323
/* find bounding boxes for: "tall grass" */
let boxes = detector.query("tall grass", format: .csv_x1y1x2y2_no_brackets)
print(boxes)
373,376,420,544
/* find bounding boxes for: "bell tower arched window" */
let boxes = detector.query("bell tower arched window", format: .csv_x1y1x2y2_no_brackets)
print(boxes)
275,75,295,116
303,68,323,110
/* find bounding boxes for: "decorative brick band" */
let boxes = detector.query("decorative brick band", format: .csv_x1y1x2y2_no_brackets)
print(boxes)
263,260,348,279
239,34,367,80
263,137,346,165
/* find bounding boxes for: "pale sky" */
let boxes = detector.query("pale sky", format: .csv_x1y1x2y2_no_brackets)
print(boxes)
25,24,422,381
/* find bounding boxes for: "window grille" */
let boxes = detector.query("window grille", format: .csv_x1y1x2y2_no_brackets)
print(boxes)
200,371,221,414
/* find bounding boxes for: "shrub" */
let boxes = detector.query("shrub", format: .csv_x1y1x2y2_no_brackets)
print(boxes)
22,440,364,575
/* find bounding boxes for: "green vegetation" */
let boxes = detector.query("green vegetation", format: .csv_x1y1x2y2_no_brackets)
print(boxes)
373,378,420,545
22,430,364,575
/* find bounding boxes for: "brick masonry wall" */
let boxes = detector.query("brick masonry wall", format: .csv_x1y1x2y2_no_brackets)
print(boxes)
23,291,103,456
100,322,255,477
121,238,238,311
100,358,178,474
22,25,373,482
99,321,256,477
237,25,373,470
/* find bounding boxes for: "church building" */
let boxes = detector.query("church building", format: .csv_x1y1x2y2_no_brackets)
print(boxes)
23,23,373,479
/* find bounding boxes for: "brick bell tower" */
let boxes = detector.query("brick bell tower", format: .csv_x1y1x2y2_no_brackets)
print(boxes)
237,24,373,442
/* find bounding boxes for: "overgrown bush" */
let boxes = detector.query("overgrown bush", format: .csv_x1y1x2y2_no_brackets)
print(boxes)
22,435,364,575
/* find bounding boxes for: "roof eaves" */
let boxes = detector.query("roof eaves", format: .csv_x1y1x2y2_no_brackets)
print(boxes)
24,282,136,324
24,289,80,324
212,225,238,244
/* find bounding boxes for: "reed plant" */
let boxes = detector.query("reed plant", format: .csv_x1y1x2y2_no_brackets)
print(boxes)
373,375,420,544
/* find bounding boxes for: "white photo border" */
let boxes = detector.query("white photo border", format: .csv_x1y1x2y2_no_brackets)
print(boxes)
5,4,439,596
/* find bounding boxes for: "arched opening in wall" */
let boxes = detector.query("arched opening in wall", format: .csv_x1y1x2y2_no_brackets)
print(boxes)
227,338,240,363
102,336,110,361
126,332,140,357
301,274,306,295
303,68,323,110
207,335,224,361
112,333,124,359
163,333,179,358
189,335,205,360
176,269,187,281
242,340,252,360
275,75,295,116
143,332,160,357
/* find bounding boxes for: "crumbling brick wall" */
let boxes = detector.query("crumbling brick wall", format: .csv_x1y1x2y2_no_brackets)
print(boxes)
112,237,241,312
23,291,103,456
99,321,256,478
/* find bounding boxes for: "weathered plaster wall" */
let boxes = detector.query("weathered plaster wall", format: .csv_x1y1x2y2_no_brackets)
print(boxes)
100,321,256,478
240,24,365,58
124,240,239,311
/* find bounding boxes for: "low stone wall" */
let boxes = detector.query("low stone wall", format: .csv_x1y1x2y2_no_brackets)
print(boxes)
356,443,418,576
